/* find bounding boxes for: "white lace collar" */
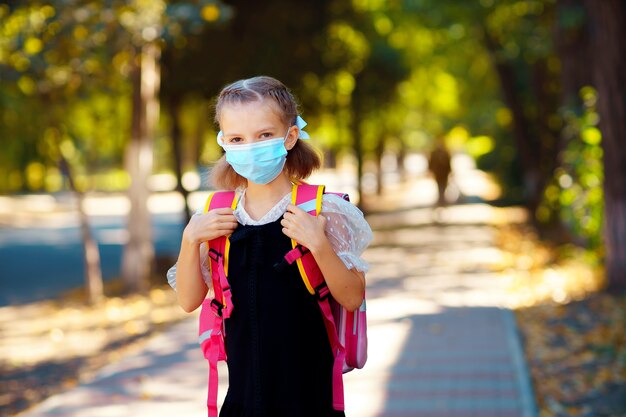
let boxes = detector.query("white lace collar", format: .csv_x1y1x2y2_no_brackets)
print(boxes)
234,189,292,226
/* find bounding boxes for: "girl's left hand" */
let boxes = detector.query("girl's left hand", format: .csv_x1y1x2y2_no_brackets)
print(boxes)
281,204,327,251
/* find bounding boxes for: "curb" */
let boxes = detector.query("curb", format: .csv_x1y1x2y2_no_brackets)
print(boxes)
502,308,539,417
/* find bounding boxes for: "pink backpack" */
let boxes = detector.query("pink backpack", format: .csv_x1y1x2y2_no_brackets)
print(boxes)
198,183,367,417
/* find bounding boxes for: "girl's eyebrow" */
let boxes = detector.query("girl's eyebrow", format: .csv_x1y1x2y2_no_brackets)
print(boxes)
222,127,277,137
254,126,277,134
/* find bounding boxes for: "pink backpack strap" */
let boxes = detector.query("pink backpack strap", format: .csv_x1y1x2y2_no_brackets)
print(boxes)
286,183,347,411
201,190,239,417
205,191,238,318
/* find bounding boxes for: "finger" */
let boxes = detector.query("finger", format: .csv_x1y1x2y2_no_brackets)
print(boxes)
215,222,237,231
198,232,229,242
219,222,238,231
281,227,294,239
286,204,305,215
213,223,237,233
209,212,235,223
210,228,236,237
211,207,235,215
215,214,237,224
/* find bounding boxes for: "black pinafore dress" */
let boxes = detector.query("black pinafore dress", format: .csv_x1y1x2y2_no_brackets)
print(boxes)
219,217,346,417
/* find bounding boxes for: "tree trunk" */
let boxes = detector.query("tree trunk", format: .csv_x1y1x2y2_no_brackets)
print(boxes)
193,101,206,186
121,42,161,293
59,155,103,305
556,0,592,110
351,93,364,209
168,94,192,224
323,148,337,169
396,139,407,182
531,57,566,235
481,24,543,216
532,58,560,174
375,136,384,196
584,0,626,291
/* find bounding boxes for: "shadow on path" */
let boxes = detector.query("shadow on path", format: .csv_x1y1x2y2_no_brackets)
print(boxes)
375,307,537,417
19,318,227,417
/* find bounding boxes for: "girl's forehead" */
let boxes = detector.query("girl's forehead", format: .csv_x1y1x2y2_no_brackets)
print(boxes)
219,100,285,128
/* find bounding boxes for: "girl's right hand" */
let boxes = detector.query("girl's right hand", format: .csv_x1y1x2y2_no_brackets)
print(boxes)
182,208,238,245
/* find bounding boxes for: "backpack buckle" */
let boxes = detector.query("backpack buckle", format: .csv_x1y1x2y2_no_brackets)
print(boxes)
210,299,224,317
314,283,330,301
284,245,310,265
296,245,310,256
208,248,222,263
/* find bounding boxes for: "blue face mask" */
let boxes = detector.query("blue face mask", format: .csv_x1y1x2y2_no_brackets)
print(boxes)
217,116,310,185
222,134,289,185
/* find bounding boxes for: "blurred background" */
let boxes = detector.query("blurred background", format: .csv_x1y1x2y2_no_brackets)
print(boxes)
0,1,624,416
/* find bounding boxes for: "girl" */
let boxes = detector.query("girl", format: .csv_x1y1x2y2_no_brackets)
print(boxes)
167,75,373,417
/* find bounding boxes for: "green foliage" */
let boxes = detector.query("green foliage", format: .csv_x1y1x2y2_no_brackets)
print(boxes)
0,0,501,192
0,0,231,193
0,0,608,240
538,87,604,250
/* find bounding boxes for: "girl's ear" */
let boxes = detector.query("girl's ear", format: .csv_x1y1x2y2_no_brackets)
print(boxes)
284,125,299,151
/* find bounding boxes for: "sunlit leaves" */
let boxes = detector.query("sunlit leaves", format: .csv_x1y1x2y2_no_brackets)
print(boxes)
432,72,459,114
396,65,460,138
336,70,356,96
323,21,370,73
201,4,220,22
581,126,601,146
164,1,232,41
17,75,36,95
0,5,50,67
486,0,552,60
373,14,393,35
399,26,436,59
23,37,43,55
0,0,232,193
496,107,513,127
465,135,496,159
25,161,46,190
498,224,604,308
117,0,166,42
352,0,391,13
515,288,626,417
538,87,604,248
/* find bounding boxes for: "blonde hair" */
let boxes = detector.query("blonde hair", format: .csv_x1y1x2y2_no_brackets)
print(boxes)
210,76,321,190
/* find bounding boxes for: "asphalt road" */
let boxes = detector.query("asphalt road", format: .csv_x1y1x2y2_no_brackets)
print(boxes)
0,212,186,306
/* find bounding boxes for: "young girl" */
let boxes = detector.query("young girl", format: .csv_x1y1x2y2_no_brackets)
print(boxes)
167,75,373,417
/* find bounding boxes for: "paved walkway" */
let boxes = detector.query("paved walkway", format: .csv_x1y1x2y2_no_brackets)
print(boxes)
17,173,537,417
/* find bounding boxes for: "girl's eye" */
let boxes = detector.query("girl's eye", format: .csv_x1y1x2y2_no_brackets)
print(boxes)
228,137,243,143
260,132,273,138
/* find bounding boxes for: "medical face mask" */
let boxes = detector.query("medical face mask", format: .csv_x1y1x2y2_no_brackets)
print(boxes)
221,133,289,185
217,116,310,185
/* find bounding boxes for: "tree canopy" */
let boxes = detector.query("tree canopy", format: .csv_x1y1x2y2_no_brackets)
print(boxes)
1,0,625,290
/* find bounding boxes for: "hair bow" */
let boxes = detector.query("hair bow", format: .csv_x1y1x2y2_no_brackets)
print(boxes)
296,115,310,139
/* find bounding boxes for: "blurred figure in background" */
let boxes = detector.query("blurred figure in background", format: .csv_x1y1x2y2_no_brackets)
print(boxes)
428,137,452,207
